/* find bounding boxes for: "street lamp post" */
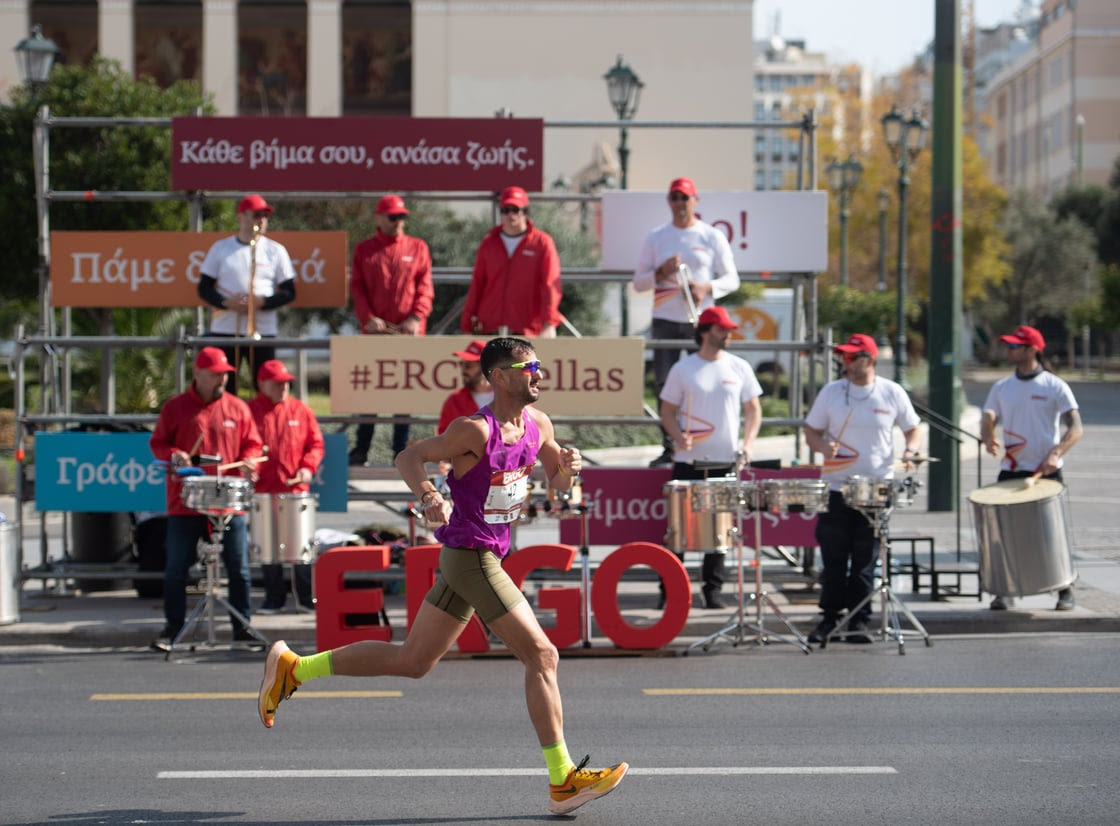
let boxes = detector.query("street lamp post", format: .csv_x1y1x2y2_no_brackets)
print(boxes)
881,106,928,389
603,56,643,190
877,188,889,293
14,24,60,92
825,155,863,287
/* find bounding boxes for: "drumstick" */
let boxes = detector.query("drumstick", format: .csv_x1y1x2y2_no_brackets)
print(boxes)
216,456,269,472
685,391,693,450
1024,470,1043,489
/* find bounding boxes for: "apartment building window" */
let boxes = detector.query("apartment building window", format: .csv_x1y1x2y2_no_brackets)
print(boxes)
238,1,306,115
29,1,97,68
769,169,783,189
136,1,202,88
754,101,767,120
342,1,412,115
754,169,767,190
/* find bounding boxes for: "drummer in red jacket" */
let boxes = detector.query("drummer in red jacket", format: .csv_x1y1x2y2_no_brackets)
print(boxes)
461,186,562,338
149,346,263,649
249,360,326,613
437,340,494,434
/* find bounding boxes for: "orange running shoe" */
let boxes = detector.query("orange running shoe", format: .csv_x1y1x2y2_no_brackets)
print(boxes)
548,755,629,815
258,640,300,728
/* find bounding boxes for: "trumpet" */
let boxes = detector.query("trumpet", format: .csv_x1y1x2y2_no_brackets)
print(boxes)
678,263,699,327
245,223,261,340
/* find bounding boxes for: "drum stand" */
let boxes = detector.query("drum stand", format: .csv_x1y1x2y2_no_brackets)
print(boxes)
821,504,932,655
166,511,269,658
688,469,812,655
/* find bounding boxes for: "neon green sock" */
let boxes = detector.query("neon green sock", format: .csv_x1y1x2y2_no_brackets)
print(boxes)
292,650,333,684
543,740,576,786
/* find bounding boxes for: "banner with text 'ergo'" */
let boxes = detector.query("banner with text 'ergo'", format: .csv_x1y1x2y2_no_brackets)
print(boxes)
329,336,645,417
50,231,347,308
170,116,544,192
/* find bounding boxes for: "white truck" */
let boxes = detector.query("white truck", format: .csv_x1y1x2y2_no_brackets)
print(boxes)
724,287,803,375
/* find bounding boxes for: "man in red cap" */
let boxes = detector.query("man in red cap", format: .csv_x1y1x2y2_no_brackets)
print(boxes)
438,340,494,434
349,194,434,465
248,359,325,613
633,177,740,467
149,346,264,648
197,194,297,396
980,324,1082,610
803,333,922,644
461,186,562,338
658,305,763,609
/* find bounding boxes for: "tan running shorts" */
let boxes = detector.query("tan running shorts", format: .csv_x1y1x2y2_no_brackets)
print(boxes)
424,545,527,624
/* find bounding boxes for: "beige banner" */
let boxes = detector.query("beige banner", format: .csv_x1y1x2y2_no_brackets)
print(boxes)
50,231,348,308
329,336,646,416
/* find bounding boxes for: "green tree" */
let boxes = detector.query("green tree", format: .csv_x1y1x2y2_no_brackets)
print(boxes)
972,190,1097,354
0,57,213,412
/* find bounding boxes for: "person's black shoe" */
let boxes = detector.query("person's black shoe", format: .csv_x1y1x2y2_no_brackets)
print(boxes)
703,597,725,610
1055,588,1075,611
233,628,267,650
648,451,673,468
807,617,836,644
348,450,369,467
150,624,182,651
845,619,874,644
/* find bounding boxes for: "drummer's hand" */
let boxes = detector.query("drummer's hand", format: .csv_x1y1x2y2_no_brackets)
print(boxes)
901,448,917,472
983,438,1001,458
170,450,190,469
822,440,838,460
1038,449,1062,476
656,254,682,283
675,433,692,452
288,468,312,486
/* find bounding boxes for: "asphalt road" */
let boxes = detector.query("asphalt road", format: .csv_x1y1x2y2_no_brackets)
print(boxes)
4,633,1120,825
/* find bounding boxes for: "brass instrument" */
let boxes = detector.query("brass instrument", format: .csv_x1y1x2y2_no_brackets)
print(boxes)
246,223,262,340
678,263,699,327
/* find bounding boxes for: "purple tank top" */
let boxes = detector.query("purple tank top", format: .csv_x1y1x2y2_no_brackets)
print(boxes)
435,406,540,558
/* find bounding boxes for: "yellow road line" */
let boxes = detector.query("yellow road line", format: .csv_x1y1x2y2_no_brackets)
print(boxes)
90,690,403,701
643,686,1120,696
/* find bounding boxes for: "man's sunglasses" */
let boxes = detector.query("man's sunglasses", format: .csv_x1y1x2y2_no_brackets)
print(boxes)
496,359,541,374
500,206,524,215
669,193,692,202
842,351,873,361
1005,342,1024,349
387,214,407,222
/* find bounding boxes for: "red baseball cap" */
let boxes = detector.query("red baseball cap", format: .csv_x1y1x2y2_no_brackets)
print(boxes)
257,359,296,382
668,177,698,197
698,306,738,330
999,325,1045,351
453,340,487,362
195,346,236,373
237,194,273,214
499,186,530,208
834,333,879,358
376,194,409,215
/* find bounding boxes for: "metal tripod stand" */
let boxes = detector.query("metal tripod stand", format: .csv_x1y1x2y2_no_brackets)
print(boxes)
688,463,812,655
165,510,269,658
821,493,932,655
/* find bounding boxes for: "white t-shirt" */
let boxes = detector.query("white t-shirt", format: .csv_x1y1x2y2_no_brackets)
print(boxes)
201,234,296,336
983,370,1078,473
660,352,763,465
632,220,740,323
805,376,921,489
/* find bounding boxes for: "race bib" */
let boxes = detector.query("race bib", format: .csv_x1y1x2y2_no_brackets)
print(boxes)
483,465,533,524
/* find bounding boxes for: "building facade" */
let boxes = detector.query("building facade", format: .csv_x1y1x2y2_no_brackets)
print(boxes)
984,0,1120,196
2,0,763,193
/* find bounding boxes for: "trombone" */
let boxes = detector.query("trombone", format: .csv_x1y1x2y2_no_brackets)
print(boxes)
678,263,699,327
245,223,262,341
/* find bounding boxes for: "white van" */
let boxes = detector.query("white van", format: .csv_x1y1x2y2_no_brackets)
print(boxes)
724,287,803,375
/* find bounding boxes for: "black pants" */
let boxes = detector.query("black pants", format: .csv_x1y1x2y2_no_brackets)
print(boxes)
815,491,876,623
261,562,313,609
651,318,698,454
353,421,410,460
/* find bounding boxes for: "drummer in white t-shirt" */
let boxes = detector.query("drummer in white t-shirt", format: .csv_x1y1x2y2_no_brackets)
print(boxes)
803,334,922,644
659,306,763,609
980,324,1083,611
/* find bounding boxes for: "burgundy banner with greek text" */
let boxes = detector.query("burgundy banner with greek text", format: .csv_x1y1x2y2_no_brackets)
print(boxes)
170,116,544,192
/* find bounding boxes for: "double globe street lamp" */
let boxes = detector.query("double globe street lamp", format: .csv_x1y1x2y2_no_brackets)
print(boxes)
826,155,863,287
881,105,928,388
603,56,643,190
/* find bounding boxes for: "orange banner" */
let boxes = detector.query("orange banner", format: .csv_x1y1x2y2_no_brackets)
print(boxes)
50,231,348,308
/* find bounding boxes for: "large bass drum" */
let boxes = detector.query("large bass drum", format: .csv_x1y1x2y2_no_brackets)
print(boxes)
968,478,1075,597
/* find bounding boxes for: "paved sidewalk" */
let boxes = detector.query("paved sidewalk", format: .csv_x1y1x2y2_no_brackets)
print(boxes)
4,383,1119,652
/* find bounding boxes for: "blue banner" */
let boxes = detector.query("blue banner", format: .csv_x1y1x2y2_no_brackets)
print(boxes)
35,431,350,513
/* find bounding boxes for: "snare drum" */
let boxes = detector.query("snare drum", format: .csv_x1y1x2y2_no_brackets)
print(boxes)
181,475,253,515
761,479,829,514
689,478,744,513
841,476,894,510
664,480,733,554
277,493,317,563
